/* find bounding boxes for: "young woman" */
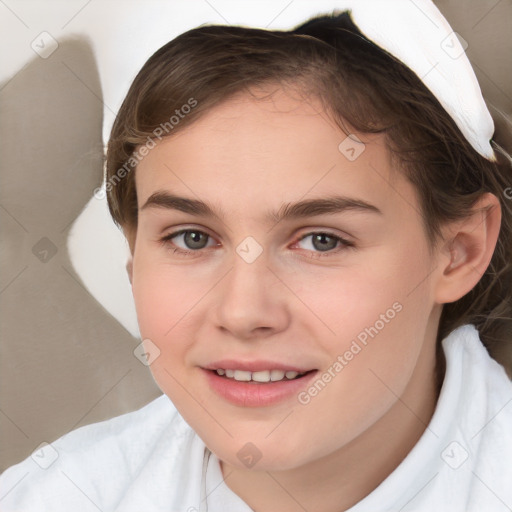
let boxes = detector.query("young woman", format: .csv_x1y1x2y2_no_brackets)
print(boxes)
2,1,511,510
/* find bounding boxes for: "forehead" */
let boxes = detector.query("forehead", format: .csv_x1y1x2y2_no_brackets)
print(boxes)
134,87,409,219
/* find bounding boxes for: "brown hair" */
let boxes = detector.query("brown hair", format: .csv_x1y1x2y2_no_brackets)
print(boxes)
106,11,512,378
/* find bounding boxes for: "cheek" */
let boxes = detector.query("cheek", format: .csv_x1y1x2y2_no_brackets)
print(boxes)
286,241,434,409
130,254,201,386
131,256,205,408
282,273,432,462
131,249,208,337
287,240,433,348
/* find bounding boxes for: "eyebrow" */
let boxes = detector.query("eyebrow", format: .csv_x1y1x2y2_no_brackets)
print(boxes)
141,190,382,224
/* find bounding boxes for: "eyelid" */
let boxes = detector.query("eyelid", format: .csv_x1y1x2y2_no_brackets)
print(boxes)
295,226,354,242
159,225,355,259
292,230,355,252
158,226,352,243
159,227,219,252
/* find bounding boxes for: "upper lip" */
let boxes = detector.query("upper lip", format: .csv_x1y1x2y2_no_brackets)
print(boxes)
203,359,315,373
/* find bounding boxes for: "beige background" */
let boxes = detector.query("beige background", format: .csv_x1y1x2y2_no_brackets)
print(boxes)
1,0,511,472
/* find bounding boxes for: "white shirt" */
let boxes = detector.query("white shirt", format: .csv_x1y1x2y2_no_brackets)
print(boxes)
1,324,511,511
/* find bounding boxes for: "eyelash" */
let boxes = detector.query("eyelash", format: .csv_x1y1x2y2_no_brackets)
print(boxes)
157,228,355,259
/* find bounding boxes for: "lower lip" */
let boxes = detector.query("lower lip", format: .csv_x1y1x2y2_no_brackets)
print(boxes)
202,368,318,407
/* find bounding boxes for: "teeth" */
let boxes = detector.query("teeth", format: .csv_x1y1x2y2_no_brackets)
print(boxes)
234,370,251,382
270,369,285,381
215,368,306,382
252,371,271,383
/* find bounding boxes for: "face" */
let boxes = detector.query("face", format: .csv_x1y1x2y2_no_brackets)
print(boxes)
130,86,440,471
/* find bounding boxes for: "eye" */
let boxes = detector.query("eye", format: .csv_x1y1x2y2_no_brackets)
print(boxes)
158,229,217,255
293,231,354,257
158,228,355,258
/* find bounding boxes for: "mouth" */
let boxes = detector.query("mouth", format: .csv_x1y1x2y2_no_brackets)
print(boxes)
211,368,314,383
202,365,318,407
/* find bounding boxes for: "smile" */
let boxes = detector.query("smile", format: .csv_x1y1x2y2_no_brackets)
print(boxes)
214,368,307,382
203,367,318,407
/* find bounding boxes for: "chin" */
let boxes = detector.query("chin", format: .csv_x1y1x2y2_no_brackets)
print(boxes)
209,434,319,472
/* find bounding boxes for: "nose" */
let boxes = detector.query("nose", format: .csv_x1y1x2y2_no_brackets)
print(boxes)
213,248,291,340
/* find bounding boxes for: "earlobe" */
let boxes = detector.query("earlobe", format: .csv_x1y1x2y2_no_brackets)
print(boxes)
435,193,502,304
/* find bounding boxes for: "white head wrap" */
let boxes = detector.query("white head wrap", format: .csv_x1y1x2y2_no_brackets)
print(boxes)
277,0,496,160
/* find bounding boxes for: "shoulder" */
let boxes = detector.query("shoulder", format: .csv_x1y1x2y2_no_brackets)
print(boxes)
454,324,512,398
0,394,190,511
447,324,512,421
445,325,512,500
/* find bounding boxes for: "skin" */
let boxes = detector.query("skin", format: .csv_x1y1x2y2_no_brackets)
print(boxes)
126,85,501,511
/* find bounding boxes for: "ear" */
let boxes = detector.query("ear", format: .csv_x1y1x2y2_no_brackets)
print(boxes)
434,193,502,304
126,255,133,286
